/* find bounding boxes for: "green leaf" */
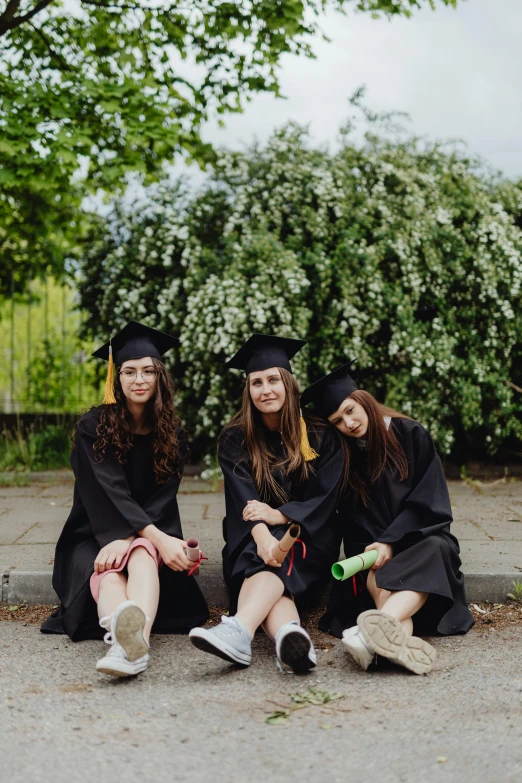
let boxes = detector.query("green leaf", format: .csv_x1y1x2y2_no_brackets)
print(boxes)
266,710,292,726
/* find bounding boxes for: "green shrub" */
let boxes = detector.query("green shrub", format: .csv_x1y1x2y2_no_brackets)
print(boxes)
78,119,522,462
0,422,71,471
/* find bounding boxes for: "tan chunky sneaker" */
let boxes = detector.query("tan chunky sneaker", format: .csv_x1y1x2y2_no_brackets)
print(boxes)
357,610,437,675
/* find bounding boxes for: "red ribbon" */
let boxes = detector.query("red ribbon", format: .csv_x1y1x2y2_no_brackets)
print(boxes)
285,538,307,577
351,570,367,597
188,551,208,577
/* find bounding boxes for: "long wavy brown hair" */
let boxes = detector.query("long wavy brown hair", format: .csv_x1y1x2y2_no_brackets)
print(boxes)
221,367,327,504
88,357,185,482
341,389,411,505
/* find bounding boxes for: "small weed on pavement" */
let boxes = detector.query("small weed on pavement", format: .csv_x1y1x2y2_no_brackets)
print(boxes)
266,687,346,725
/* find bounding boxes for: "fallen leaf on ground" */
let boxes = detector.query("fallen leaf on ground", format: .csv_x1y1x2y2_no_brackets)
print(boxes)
266,709,292,726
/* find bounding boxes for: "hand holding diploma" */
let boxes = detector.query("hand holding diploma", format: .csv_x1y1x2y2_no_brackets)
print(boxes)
331,549,378,581
272,524,301,564
272,524,306,576
186,537,208,576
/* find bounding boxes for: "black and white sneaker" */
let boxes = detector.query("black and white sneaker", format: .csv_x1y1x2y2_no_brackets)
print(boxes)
275,622,317,673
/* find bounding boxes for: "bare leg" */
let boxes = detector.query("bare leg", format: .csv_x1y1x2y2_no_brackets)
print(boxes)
262,595,300,641
367,571,422,635
379,590,428,636
97,572,128,624
366,569,391,610
366,570,428,636
235,571,285,636
126,546,160,643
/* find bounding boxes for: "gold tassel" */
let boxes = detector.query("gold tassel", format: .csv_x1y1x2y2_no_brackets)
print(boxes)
103,341,116,405
300,410,319,461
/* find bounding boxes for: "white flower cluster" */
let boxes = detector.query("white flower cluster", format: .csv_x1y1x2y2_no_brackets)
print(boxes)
79,125,522,458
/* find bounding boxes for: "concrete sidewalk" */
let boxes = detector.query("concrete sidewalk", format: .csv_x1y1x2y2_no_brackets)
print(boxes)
1,471,521,605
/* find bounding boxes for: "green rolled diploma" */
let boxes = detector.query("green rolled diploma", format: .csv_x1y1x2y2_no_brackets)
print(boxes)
331,549,378,581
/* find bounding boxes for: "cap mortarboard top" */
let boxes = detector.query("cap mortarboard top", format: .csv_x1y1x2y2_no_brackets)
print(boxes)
301,361,358,419
92,321,180,405
225,334,306,375
92,321,180,366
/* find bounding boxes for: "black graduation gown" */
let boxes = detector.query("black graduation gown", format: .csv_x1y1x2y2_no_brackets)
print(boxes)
320,418,474,638
219,420,344,614
41,407,209,641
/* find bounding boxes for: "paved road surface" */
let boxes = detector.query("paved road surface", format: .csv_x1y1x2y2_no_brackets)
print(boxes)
1,621,520,783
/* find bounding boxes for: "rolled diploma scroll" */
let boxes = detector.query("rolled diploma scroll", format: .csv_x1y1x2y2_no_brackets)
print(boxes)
272,524,301,565
331,549,378,581
186,537,201,576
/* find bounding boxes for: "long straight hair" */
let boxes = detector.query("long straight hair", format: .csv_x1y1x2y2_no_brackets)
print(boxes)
221,367,323,504
344,389,411,506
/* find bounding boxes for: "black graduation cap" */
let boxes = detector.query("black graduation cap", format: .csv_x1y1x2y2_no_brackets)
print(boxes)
92,321,180,404
301,360,359,419
225,334,306,375
92,321,180,366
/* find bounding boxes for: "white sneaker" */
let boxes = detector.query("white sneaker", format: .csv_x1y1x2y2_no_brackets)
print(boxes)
342,626,375,671
110,601,149,662
96,642,149,677
189,616,252,666
275,622,317,673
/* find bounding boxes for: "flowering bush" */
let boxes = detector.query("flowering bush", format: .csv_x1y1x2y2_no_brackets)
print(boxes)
78,123,522,461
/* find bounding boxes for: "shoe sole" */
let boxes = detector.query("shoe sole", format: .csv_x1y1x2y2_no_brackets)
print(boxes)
115,605,149,662
189,629,251,667
357,610,436,675
341,636,373,671
96,660,148,677
279,631,316,673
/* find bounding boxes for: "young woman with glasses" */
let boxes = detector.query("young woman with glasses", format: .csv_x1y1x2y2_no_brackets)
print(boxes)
41,321,208,677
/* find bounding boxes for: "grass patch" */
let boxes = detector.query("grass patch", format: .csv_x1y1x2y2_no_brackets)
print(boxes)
0,472,31,487
0,420,71,472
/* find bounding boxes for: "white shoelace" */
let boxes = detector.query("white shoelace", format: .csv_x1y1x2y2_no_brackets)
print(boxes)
98,611,151,647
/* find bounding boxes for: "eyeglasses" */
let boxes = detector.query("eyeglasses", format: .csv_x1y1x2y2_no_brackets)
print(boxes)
119,369,157,382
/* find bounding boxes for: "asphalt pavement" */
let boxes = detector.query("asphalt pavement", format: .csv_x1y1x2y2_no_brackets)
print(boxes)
1,620,520,783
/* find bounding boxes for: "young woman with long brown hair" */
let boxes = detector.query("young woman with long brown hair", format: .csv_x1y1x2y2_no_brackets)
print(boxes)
302,363,474,675
189,335,344,673
41,322,208,676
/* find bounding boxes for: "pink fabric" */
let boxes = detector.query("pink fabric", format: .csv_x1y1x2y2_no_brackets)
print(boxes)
90,538,162,603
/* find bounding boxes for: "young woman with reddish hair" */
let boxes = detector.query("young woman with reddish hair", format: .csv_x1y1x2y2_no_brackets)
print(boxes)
41,322,208,676
302,363,473,675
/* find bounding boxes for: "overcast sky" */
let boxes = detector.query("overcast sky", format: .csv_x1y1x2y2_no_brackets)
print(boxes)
197,0,522,181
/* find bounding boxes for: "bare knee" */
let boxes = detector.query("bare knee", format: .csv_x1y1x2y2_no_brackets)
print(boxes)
100,571,126,586
127,545,155,570
98,571,127,595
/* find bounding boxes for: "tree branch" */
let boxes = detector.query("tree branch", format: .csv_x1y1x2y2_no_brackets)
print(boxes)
0,0,55,38
506,381,522,394
80,0,166,10
0,1,21,28
27,19,71,72
79,1,194,12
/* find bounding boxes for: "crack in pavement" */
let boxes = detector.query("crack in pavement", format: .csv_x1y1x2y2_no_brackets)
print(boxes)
467,517,497,541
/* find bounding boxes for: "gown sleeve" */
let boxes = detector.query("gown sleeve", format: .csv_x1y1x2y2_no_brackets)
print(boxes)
276,425,344,537
71,410,152,548
218,428,264,558
140,427,188,539
376,421,453,545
